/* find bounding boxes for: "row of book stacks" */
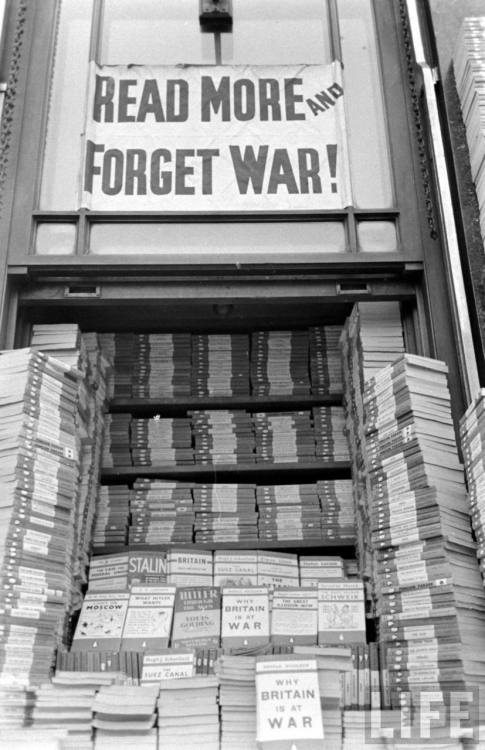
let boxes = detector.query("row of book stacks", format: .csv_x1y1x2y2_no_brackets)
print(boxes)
454,17,485,247
2,302,485,747
101,327,342,398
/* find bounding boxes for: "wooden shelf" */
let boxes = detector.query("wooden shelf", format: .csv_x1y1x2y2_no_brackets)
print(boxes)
101,461,351,483
108,394,343,416
92,540,356,557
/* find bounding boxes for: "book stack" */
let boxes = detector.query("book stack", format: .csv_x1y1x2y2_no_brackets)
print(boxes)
74,332,111,597
253,410,315,463
193,483,258,544
460,389,485,578
364,354,485,709
54,649,138,683
129,479,194,545
257,483,323,542
130,416,194,466
313,405,349,460
30,681,96,748
257,550,299,589
317,479,355,542
309,324,344,394
102,414,131,467
251,330,311,395
191,333,250,396
131,333,192,398
340,301,405,599
156,675,219,750
91,486,130,551
0,349,81,689
191,409,255,464
101,333,137,399
30,323,87,372
454,18,485,244
92,684,159,749
215,653,257,749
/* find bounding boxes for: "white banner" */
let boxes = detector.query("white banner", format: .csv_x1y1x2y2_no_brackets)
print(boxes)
81,62,352,211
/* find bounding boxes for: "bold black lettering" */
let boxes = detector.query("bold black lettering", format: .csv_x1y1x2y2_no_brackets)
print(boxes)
175,149,195,195
285,78,305,120
258,78,281,121
166,80,189,122
298,148,322,193
118,79,137,122
93,76,114,122
150,149,172,195
197,149,219,195
229,145,268,194
268,149,298,194
84,140,104,193
125,149,147,195
102,149,124,195
201,76,230,121
306,98,325,116
315,89,335,110
328,82,344,99
234,79,255,121
137,79,165,122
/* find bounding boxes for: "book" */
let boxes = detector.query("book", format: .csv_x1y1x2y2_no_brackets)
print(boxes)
270,588,318,646
121,585,176,651
71,591,130,651
171,586,221,649
317,581,366,645
221,587,270,651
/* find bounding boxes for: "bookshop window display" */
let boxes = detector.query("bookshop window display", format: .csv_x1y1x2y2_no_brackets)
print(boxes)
32,0,406,260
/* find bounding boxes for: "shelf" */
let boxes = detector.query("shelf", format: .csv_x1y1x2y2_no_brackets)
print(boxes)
92,540,356,557
101,461,351,483
108,394,343,416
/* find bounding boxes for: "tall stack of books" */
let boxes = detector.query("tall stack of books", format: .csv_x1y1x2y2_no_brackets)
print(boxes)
156,675,219,750
130,416,194,465
257,483,323,542
313,405,349,460
194,483,258,543
454,18,485,245
91,486,130,551
191,409,255,464
364,354,485,709
191,334,250,396
0,349,81,688
193,483,258,544
215,654,257,749
253,410,315,463
100,333,136,399
460,389,485,578
30,680,96,748
340,301,405,598
30,323,87,372
309,324,344,394
102,414,131,467
92,684,159,749
317,479,355,541
131,333,192,398
129,479,194,545
251,330,311,395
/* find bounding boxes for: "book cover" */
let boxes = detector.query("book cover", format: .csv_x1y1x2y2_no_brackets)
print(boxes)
270,588,318,646
255,656,324,749
221,587,270,650
71,592,130,651
121,585,176,651
171,586,221,649
317,581,366,645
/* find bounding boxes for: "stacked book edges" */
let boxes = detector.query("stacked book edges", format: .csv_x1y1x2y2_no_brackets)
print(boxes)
99,326,344,398
103,407,349,467
363,353,485,712
0,336,110,691
340,301,406,600
454,18,485,244
461,389,485,577
90,480,355,551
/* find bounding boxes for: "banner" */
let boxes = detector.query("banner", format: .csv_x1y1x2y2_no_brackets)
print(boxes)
82,62,351,211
